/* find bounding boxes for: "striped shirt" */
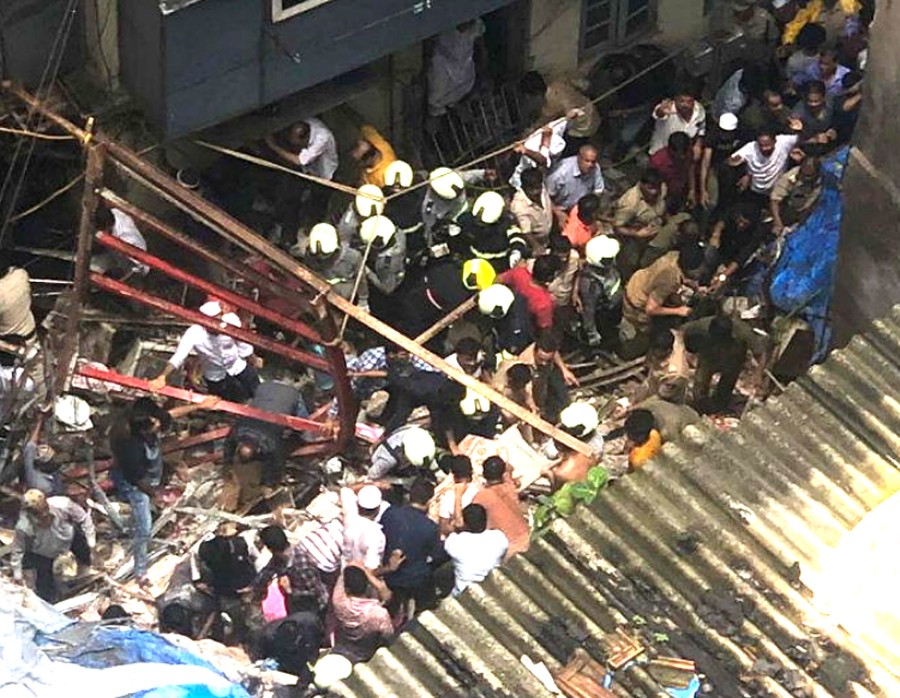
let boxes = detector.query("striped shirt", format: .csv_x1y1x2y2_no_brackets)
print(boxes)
296,519,344,574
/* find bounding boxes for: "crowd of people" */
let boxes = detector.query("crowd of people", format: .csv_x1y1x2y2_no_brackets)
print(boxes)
1,0,872,692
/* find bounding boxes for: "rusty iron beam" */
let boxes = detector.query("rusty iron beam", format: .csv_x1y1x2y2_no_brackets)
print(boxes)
4,84,590,457
90,273,331,371
97,188,320,330
94,231,325,346
414,295,478,345
56,144,104,393
78,365,327,433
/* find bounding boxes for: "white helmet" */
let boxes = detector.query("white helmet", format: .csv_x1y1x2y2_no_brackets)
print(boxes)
359,215,396,248
384,160,414,189
429,167,465,200
313,653,353,690
559,401,599,438
402,426,436,467
354,184,386,219
460,388,491,417
585,235,620,266
308,222,339,256
472,191,505,225
478,283,515,319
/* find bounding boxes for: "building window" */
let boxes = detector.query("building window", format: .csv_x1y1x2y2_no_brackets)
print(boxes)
580,0,657,56
272,0,334,23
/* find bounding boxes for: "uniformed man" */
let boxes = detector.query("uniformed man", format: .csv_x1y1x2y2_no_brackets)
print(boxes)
382,160,425,258
421,167,492,254
360,215,407,322
303,223,367,304
576,235,624,348
456,191,528,273
337,184,386,248
477,283,533,358
367,425,440,482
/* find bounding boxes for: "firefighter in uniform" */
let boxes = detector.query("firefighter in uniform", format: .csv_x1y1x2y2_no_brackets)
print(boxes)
456,191,528,273
576,235,623,348
360,215,406,322
337,184,386,247
304,223,366,304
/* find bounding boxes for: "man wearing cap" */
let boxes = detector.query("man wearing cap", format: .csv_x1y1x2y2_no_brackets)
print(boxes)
368,425,439,482
301,223,367,304
575,236,623,348
361,216,408,322
456,192,528,272
149,300,259,403
340,484,387,571
12,489,95,601
337,184,386,248
421,167,491,251
699,112,744,211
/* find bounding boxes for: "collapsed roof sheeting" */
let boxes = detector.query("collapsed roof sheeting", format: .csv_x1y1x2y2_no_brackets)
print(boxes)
332,309,900,697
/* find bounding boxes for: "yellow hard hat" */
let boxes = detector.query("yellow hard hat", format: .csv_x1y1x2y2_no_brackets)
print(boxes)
462,258,496,291
354,184,386,219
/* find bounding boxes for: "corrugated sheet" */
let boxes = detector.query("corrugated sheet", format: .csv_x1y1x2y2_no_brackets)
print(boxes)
333,309,900,698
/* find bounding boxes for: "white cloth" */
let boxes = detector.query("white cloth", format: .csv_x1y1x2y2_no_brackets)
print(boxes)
168,323,254,381
732,134,799,194
340,487,386,570
508,119,568,189
0,268,35,338
649,101,707,155
111,208,149,275
297,117,338,180
438,482,480,521
427,20,484,115
444,529,508,596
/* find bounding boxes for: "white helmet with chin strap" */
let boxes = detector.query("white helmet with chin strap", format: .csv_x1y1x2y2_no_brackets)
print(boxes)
359,215,396,248
429,167,465,200
402,426,437,468
354,184,386,219
472,191,505,225
477,283,515,319
385,160,414,189
559,401,600,438
307,223,339,256
585,235,620,267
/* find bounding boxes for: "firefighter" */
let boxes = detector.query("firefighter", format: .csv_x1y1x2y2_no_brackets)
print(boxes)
337,184,386,247
382,160,425,258
575,235,623,348
457,191,528,273
477,283,533,357
421,167,468,253
304,223,366,304
360,215,406,322
367,425,440,482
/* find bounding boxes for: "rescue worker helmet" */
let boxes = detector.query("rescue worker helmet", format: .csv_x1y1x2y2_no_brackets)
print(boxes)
559,401,600,438
460,388,491,417
472,191,506,225
462,258,496,291
402,426,437,467
308,223,340,256
359,215,396,249
354,184,386,219
585,235,620,267
384,160,414,189
477,283,515,319
429,167,465,200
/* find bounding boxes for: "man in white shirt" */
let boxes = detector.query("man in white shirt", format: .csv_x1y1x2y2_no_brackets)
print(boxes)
265,119,338,181
427,19,485,117
729,130,800,197
148,300,259,402
649,91,707,157
340,485,386,571
444,503,508,596
95,207,149,277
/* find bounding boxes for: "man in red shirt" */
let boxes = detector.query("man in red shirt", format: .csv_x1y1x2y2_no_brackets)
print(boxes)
499,255,561,332
649,131,692,213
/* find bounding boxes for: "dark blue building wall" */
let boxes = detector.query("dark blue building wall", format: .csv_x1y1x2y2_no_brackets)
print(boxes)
120,0,516,138
0,0,84,86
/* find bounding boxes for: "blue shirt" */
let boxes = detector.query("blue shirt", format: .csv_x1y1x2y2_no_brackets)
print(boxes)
794,63,850,98
380,505,442,589
545,155,605,211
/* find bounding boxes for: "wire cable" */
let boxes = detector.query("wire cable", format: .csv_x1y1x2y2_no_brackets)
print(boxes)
0,126,75,140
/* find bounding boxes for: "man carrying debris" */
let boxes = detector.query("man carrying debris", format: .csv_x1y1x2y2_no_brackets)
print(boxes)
11,489,95,602
148,299,260,403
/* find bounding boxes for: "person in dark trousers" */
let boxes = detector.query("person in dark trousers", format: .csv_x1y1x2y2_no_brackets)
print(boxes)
11,489,95,602
532,331,571,423
381,345,449,434
683,314,764,413
379,478,444,617
706,201,768,290
196,534,257,600
223,381,309,506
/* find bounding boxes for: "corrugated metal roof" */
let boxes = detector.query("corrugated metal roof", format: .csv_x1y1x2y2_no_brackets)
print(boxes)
332,309,900,698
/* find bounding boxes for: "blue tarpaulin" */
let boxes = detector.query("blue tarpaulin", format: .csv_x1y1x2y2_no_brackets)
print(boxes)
768,146,851,362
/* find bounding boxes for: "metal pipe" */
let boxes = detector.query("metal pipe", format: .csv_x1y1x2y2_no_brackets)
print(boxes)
95,231,325,347
97,188,320,328
77,365,327,433
89,273,331,372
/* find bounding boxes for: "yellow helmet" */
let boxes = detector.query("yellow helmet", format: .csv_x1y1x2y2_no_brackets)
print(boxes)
462,258,496,291
359,215,396,248
384,160,414,188
429,167,465,200
472,191,506,225
308,223,339,256
354,184,386,219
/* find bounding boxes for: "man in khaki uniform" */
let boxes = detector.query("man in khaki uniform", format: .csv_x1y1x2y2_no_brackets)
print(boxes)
613,170,668,279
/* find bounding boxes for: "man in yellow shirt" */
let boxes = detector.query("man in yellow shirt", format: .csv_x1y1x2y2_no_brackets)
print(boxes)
352,125,397,189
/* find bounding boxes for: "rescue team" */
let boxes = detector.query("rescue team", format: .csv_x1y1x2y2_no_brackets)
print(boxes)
2,1,867,691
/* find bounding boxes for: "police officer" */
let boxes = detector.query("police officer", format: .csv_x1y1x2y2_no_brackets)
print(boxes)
337,184,386,247
361,215,406,322
576,235,623,348
457,191,528,273
304,223,366,303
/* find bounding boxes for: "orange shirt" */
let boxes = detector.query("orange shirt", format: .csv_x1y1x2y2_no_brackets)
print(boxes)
628,429,662,470
563,204,594,252
473,481,530,559
360,125,397,189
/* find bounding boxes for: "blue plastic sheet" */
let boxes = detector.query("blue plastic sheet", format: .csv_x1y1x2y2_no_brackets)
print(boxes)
768,146,850,362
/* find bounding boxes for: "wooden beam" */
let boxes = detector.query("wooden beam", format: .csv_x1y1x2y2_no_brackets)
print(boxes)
414,295,478,345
